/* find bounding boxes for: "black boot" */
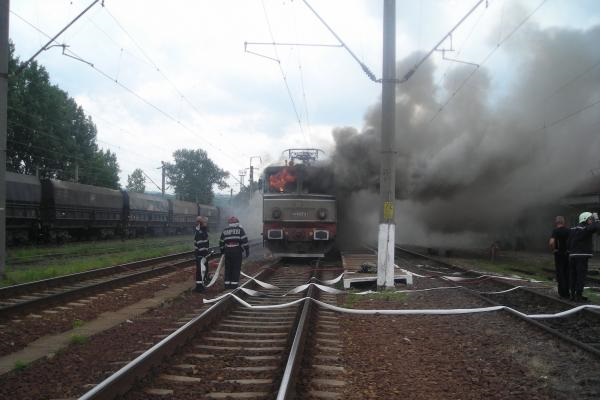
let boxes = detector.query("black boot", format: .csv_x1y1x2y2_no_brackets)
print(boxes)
193,284,204,293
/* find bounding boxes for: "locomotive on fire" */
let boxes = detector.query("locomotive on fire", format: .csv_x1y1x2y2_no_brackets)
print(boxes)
5,171,220,244
261,149,336,257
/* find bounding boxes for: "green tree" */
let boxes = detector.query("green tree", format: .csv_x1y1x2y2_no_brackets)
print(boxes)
165,149,228,203
80,149,121,189
7,41,120,188
126,168,146,192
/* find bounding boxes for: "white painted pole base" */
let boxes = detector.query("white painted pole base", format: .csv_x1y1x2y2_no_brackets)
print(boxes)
377,223,395,288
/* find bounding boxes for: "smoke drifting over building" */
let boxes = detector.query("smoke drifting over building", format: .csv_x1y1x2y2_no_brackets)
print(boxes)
330,15,599,249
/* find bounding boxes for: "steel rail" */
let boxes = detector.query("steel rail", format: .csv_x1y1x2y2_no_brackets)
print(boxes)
276,261,320,399
464,287,600,356
395,244,599,310
0,258,193,316
394,246,600,357
1,239,262,300
78,265,275,400
0,251,192,300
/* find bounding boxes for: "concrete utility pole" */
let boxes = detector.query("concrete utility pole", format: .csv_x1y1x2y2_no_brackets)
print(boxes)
0,0,8,278
377,0,396,289
161,162,166,196
238,169,246,191
249,156,261,200
249,166,254,198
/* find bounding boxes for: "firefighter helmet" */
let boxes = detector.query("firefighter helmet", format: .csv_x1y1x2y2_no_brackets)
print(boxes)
228,216,239,224
578,212,592,223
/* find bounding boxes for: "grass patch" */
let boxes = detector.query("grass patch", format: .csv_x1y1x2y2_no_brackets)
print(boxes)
70,334,88,345
13,360,28,371
7,235,199,263
1,233,220,287
584,288,600,304
72,319,85,329
446,252,554,282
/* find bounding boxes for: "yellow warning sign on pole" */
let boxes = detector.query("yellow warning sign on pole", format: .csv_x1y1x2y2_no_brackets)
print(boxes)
383,202,394,220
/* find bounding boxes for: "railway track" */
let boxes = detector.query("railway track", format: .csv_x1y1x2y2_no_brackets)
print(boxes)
0,240,264,317
78,258,345,400
0,252,193,317
395,246,600,356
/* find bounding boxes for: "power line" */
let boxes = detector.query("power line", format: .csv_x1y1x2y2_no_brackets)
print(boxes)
15,0,101,75
10,11,244,168
102,6,204,119
6,136,120,177
435,2,489,92
290,4,313,142
542,99,599,130
398,0,488,83
544,61,599,101
101,5,241,153
259,0,309,146
427,0,549,124
8,105,165,167
301,0,379,82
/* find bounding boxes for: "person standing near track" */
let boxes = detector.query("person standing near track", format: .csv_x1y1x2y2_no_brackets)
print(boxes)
549,216,570,299
567,211,599,302
193,216,209,293
219,216,249,289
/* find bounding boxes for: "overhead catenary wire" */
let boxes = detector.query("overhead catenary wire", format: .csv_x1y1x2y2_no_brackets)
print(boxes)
10,11,244,170
427,0,549,124
301,0,379,82
398,0,487,83
7,105,168,168
14,0,101,75
258,0,309,146
435,2,489,92
102,5,217,131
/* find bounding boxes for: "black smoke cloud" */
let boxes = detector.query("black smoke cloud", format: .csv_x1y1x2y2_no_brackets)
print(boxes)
330,14,599,248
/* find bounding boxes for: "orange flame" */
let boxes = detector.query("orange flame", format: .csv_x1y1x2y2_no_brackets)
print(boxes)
269,168,297,192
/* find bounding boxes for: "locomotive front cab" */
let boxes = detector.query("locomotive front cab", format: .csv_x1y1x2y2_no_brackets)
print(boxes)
262,149,336,257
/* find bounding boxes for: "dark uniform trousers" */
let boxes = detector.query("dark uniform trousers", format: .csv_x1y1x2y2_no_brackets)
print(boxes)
569,255,589,298
194,227,209,289
224,247,243,287
219,223,249,289
553,252,570,298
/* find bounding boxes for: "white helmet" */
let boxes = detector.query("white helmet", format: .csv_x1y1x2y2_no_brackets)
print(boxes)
578,212,592,223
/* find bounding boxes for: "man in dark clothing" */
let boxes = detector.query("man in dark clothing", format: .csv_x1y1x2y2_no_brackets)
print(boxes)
193,216,210,293
567,211,599,302
219,216,249,289
549,216,570,299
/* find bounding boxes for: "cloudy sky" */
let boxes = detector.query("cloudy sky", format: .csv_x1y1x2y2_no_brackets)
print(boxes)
7,0,601,196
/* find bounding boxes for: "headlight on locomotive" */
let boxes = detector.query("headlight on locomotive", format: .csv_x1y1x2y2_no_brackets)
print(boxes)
317,208,327,220
272,208,282,219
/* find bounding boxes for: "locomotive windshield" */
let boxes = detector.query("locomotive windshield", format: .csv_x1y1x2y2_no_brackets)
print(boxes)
264,164,333,195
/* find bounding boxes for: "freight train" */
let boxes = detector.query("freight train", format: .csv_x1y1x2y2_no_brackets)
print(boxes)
5,171,220,244
261,149,337,257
